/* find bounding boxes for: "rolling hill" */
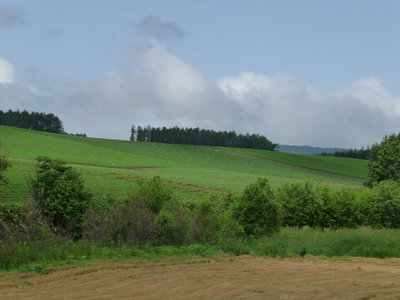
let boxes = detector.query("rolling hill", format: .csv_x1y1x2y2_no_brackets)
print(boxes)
0,125,368,203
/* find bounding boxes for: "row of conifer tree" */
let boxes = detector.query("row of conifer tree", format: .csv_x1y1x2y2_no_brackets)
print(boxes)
0,109,64,134
130,125,277,151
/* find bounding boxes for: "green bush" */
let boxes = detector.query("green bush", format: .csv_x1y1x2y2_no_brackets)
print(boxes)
277,182,322,228
320,186,360,228
366,133,400,186
357,180,400,228
155,209,177,245
0,146,10,184
137,176,172,214
29,156,91,238
233,178,280,236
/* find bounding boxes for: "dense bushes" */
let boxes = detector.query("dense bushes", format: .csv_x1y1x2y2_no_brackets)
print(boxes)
277,182,321,228
29,157,92,238
0,145,10,184
366,133,400,186
276,180,400,229
5,158,400,271
233,178,280,236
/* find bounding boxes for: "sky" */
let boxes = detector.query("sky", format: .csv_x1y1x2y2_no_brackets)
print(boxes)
1,0,400,148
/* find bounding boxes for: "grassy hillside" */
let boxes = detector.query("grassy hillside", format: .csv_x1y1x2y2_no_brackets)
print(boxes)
0,125,367,203
215,147,367,179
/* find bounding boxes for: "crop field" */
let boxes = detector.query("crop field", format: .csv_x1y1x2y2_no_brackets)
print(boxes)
0,125,366,204
2,256,400,299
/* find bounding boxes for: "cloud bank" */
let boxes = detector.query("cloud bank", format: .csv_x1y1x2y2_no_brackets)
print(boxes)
1,44,400,148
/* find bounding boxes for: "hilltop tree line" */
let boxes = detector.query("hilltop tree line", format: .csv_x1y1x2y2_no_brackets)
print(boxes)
0,109,64,134
130,125,278,151
321,146,370,159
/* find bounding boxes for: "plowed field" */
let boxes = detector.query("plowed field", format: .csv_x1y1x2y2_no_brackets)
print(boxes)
2,256,400,299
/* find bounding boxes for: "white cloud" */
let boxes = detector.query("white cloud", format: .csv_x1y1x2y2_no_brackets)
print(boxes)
0,57,14,84
2,44,400,148
218,72,400,147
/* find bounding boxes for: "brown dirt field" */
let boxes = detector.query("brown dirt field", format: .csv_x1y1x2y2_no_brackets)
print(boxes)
2,256,400,299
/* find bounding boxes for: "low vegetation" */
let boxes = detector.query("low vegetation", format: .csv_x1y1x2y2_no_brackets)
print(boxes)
1,154,400,271
1,125,400,273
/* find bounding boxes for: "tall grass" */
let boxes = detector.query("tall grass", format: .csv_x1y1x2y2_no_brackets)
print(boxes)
220,227,400,258
3,228,400,273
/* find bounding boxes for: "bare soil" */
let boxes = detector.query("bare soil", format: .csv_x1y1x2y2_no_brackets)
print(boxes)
2,256,400,299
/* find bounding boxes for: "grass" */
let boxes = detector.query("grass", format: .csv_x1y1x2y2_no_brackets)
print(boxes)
3,227,400,272
215,146,368,179
0,125,366,204
220,227,400,258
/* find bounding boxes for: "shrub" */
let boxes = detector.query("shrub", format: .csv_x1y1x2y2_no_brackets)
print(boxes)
357,180,400,228
319,186,360,228
233,178,280,236
155,209,177,245
29,156,91,238
366,133,400,186
277,182,322,228
0,145,10,184
137,176,172,214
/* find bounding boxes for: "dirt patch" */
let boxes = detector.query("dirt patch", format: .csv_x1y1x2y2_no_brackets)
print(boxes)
166,182,225,193
2,256,400,299
206,147,364,180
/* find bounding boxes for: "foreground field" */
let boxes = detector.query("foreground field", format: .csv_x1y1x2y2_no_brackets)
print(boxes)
2,256,400,299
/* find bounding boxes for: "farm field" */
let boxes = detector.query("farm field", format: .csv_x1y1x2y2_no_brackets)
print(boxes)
0,125,366,203
1,256,400,299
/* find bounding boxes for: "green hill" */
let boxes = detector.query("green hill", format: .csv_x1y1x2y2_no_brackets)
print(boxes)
0,125,367,203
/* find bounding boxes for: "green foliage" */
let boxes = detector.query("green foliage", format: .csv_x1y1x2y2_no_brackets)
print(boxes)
136,176,172,214
357,180,400,228
366,133,400,186
233,178,280,236
155,209,177,245
319,187,360,228
0,145,10,184
30,156,91,238
277,182,322,227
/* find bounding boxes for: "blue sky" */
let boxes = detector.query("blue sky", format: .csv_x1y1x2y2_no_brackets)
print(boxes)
1,0,400,147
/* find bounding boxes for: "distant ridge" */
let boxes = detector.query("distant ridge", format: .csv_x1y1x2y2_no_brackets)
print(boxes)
278,145,348,155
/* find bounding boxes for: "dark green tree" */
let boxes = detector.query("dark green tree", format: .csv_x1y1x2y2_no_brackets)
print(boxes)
30,157,91,238
233,178,280,236
366,133,400,187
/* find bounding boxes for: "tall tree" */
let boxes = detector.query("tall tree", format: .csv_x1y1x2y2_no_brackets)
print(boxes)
366,133,400,186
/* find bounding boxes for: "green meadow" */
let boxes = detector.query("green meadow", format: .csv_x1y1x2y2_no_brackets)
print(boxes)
0,125,367,204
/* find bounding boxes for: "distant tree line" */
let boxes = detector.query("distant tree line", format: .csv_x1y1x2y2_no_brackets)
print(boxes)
321,147,370,159
130,125,278,151
0,109,64,134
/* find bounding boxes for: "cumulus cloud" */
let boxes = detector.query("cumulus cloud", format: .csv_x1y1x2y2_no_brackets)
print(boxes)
2,43,400,148
0,5,28,29
0,57,14,84
218,72,400,147
135,15,187,40
58,42,245,138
